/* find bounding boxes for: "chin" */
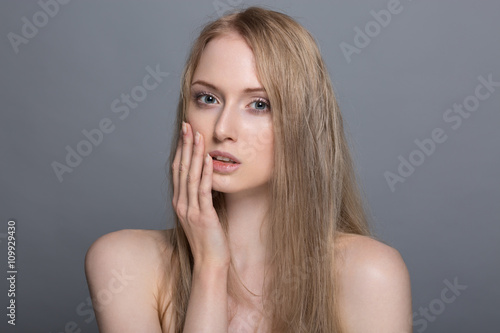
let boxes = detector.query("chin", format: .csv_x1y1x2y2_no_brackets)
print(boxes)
211,174,234,188
209,175,236,190
212,177,270,196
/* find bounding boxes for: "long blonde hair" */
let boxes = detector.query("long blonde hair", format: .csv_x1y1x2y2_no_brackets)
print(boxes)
163,6,371,332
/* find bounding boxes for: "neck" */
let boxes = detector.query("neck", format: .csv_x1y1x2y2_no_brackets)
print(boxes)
224,184,271,274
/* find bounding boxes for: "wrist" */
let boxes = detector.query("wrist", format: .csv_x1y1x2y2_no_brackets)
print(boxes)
193,261,230,277
191,263,229,295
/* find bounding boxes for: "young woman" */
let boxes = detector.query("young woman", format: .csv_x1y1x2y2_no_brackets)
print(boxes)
85,6,412,332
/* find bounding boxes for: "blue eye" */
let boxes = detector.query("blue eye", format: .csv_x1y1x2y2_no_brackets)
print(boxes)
193,90,270,113
198,93,218,104
250,99,270,112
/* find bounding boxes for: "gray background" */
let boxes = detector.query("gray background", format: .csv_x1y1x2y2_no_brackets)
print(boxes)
1,0,499,332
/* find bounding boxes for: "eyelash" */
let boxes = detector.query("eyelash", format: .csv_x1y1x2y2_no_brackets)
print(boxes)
192,91,271,113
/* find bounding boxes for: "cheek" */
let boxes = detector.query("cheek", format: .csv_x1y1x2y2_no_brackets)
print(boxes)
186,116,208,138
186,107,216,135
254,124,273,155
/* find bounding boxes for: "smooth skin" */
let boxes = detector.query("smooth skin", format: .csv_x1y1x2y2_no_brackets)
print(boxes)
85,32,412,332
173,121,230,332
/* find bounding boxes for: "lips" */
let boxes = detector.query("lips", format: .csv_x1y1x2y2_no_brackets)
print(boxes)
208,150,241,164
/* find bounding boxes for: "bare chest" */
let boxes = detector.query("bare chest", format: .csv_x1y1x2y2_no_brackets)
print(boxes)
159,299,270,333
228,307,269,333
227,297,270,333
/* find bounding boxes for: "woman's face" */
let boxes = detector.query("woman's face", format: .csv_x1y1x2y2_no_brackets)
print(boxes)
186,32,274,195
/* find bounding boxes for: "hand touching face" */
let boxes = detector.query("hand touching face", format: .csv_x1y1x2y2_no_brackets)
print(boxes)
186,32,274,195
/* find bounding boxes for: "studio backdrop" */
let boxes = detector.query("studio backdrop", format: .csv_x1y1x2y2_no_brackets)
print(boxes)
1,0,499,332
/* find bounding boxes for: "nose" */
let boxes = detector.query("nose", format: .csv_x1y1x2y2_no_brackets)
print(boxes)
213,100,238,143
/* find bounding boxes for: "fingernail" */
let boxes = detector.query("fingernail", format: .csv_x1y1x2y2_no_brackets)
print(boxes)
205,153,211,164
194,131,200,145
182,121,187,135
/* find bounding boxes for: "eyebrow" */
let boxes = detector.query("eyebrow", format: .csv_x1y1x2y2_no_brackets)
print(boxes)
191,80,267,94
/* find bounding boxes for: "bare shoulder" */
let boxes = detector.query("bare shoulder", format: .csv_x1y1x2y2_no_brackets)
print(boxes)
335,232,409,274
85,228,173,277
84,228,174,332
335,233,413,333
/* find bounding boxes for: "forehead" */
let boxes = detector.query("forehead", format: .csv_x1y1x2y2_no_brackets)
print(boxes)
192,32,263,91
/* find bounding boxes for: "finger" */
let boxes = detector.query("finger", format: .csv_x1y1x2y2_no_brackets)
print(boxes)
187,130,204,210
178,121,193,212
171,130,182,207
198,147,214,213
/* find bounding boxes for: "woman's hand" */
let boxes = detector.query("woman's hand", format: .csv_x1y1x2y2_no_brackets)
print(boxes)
172,121,230,269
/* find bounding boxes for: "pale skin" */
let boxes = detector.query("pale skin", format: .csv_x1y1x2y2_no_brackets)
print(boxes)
85,32,412,332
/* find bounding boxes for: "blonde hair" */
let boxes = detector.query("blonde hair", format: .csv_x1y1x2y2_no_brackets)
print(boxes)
163,6,371,332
